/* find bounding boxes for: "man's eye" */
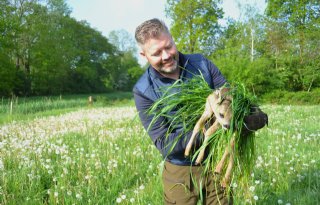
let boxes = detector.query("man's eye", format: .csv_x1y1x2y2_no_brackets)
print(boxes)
219,113,224,118
152,52,160,56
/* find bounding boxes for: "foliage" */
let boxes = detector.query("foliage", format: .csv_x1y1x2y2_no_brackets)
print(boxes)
208,0,320,94
264,0,320,91
0,53,16,96
212,18,280,94
165,0,223,55
0,0,141,97
261,88,320,105
108,29,137,54
1,0,319,96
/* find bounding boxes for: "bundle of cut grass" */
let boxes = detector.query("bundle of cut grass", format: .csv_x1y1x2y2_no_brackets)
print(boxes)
147,74,258,189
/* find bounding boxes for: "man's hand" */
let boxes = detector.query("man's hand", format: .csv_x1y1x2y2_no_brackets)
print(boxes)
242,106,268,134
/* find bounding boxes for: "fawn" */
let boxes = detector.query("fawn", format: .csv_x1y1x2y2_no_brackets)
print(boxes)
185,87,235,187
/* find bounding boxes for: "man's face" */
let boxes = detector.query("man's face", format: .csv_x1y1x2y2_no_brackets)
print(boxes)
140,33,179,77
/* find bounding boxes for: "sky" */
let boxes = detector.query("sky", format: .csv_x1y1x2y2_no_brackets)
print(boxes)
66,0,266,65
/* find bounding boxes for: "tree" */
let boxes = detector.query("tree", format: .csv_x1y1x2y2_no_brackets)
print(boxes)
266,0,320,91
60,19,118,93
0,1,16,95
0,0,124,96
107,29,142,91
108,29,137,54
211,14,280,94
165,0,223,55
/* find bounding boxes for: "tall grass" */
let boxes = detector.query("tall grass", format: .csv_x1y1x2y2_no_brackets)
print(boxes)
147,75,259,194
0,106,163,204
0,92,133,124
0,97,319,204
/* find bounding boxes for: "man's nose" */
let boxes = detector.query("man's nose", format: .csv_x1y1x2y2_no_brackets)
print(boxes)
162,50,170,60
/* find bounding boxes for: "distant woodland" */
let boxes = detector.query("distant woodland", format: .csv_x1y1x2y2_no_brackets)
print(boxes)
1,0,319,97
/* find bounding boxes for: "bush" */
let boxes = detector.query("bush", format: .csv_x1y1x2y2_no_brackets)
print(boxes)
261,88,320,104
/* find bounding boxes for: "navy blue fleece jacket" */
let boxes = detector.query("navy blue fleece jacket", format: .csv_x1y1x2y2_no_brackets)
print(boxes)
133,52,226,165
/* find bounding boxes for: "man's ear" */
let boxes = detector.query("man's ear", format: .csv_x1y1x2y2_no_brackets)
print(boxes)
139,50,145,57
139,50,147,61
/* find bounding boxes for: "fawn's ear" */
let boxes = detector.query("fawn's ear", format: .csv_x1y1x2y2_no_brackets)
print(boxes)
219,87,232,103
214,89,221,102
215,89,223,104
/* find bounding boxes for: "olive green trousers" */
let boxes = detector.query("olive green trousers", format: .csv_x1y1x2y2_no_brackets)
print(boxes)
162,161,233,205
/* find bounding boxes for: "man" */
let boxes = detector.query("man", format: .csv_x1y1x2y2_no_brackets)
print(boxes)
133,18,266,205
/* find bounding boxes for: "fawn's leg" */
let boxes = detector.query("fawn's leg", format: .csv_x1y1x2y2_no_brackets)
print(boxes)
185,100,213,157
214,147,229,174
221,138,235,188
195,121,219,164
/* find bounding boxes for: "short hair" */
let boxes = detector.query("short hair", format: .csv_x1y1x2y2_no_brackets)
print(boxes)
135,18,170,45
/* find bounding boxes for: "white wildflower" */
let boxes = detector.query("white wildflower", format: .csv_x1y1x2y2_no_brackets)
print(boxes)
76,193,82,200
116,198,122,203
139,185,145,190
0,159,4,170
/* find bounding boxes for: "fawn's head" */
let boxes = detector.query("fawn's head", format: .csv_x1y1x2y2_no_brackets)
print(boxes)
209,87,233,129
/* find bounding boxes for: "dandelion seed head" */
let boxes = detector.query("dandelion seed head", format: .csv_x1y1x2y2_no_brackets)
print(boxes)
76,193,82,200
139,185,145,190
0,159,4,170
116,198,122,203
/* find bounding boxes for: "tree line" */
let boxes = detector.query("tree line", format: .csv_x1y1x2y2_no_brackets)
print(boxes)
0,0,319,97
0,0,143,96
166,0,320,94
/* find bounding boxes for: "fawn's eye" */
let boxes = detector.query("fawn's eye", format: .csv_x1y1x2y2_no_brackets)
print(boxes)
219,113,224,118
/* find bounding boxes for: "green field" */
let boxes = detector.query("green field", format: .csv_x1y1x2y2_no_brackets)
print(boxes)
0,95,319,204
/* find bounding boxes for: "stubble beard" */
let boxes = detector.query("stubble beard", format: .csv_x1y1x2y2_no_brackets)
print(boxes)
158,53,179,75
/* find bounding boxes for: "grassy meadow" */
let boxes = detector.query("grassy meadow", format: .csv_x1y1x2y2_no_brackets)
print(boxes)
0,94,319,204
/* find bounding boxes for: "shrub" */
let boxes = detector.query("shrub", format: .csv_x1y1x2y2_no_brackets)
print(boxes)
261,88,320,104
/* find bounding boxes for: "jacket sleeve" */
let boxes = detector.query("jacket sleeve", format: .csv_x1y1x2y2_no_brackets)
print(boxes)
133,90,194,158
